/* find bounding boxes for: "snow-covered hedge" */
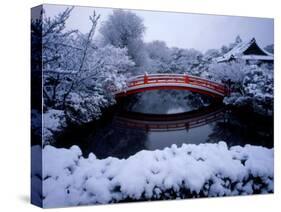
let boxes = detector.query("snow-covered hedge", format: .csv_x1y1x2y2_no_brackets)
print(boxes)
32,142,273,207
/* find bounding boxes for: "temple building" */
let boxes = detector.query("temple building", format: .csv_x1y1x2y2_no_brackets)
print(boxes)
214,38,273,65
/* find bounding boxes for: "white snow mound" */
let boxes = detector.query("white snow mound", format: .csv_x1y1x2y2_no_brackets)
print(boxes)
31,142,273,207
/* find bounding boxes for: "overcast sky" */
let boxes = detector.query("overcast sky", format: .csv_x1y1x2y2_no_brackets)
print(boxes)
43,4,274,53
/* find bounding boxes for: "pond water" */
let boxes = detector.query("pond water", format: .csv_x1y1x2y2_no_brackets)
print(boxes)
54,90,273,159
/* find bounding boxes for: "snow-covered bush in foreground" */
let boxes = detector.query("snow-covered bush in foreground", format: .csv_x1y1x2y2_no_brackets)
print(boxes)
32,142,273,207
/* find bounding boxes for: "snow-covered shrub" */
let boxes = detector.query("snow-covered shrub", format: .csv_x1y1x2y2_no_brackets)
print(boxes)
223,92,251,106
208,60,273,116
33,142,273,207
223,64,273,115
43,109,66,144
64,91,112,124
242,65,273,115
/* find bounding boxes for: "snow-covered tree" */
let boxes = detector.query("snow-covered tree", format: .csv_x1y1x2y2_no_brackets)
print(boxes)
145,41,170,60
144,43,204,75
64,45,134,123
42,7,79,72
204,49,221,61
41,7,82,108
40,7,135,127
31,11,44,111
208,60,247,91
144,41,172,73
228,35,243,50
99,10,146,68
235,35,243,44
169,48,204,75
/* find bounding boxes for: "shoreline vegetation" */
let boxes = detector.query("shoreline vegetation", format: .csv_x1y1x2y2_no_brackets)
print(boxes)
31,7,273,143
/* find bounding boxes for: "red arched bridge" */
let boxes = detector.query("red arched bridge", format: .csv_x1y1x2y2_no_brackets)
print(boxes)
114,74,229,98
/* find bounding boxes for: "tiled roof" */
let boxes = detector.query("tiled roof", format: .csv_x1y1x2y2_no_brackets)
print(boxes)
214,38,273,62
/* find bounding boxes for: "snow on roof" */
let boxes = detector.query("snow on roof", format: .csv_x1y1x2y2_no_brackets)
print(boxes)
214,38,273,63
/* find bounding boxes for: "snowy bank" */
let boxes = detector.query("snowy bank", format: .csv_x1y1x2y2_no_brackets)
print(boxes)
32,142,273,207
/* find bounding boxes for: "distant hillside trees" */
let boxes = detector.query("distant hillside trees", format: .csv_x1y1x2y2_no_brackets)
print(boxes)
144,41,172,73
169,48,204,75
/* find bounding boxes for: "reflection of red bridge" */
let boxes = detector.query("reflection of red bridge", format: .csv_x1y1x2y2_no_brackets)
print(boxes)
115,74,229,98
113,106,226,132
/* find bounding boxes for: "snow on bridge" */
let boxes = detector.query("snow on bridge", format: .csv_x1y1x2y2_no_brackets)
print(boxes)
114,73,229,98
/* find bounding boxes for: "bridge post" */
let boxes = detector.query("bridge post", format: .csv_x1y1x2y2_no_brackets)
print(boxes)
184,73,189,83
144,72,148,84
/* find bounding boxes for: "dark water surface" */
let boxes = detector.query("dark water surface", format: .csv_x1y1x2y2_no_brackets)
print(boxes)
54,90,273,159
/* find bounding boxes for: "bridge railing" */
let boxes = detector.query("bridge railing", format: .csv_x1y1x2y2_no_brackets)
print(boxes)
126,74,228,96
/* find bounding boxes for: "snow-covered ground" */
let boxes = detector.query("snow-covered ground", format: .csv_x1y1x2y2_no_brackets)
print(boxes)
31,142,273,208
